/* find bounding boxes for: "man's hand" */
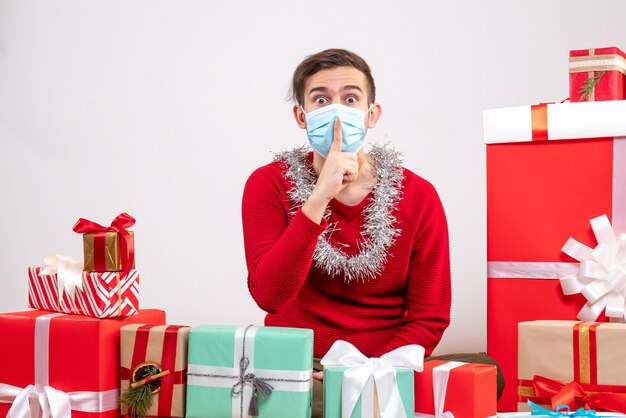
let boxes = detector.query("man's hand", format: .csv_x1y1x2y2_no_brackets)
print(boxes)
301,117,359,224
313,118,359,202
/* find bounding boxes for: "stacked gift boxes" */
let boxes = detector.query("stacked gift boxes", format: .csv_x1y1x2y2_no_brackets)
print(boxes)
28,213,139,318
484,46,626,412
0,229,502,418
0,213,174,418
0,213,321,418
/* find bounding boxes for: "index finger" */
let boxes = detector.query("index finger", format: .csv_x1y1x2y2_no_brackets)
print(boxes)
328,117,342,154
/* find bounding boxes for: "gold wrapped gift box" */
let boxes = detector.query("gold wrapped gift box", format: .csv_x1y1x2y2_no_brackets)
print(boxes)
82,230,135,272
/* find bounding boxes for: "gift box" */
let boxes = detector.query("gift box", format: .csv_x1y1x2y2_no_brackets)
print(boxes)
324,366,413,418
414,360,497,418
0,309,166,418
517,321,626,413
120,324,190,417
82,230,136,272
321,340,422,418
73,213,136,273
569,47,626,102
186,325,313,418
483,100,626,411
28,266,139,318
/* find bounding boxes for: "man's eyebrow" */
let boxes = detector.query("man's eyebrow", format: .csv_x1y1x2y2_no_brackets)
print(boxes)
308,86,329,95
308,85,363,95
342,85,363,93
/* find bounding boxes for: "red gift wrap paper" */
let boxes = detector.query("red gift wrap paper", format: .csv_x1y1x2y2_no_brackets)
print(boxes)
414,360,497,417
0,309,166,418
486,135,622,410
28,266,140,318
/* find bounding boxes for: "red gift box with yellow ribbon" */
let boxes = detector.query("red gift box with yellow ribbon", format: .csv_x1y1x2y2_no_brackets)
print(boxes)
120,324,190,417
569,47,626,102
483,100,626,411
517,321,626,413
0,309,166,418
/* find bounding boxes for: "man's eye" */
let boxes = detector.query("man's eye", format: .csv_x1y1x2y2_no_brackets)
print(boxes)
315,97,328,104
346,96,357,104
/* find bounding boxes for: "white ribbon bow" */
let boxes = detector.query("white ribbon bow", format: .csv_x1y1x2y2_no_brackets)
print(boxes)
0,383,119,418
321,340,424,418
38,254,84,299
2,383,71,418
561,214,626,322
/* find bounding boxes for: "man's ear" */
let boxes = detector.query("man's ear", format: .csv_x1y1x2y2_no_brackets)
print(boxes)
367,103,382,128
293,105,307,129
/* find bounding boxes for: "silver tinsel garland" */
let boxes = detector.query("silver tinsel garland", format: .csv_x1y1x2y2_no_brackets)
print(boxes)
274,144,404,283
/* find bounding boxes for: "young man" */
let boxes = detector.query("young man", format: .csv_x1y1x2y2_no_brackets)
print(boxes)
242,49,500,417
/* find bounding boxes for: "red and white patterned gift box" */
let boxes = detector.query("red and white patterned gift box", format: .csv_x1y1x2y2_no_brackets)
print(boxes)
28,266,139,318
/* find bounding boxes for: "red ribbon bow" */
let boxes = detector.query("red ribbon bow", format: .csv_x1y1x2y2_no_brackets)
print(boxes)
72,213,135,281
532,375,626,413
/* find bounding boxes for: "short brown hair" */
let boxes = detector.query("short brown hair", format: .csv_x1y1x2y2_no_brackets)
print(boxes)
290,48,376,105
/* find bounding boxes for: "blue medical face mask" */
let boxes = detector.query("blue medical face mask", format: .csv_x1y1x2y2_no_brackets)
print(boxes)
302,104,373,157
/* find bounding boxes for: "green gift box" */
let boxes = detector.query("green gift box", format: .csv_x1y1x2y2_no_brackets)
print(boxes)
186,325,313,418
323,366,414,418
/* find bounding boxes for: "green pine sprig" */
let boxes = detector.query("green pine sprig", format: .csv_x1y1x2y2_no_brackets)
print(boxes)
120,384,155,418
579,71,605,101
120,364,161,418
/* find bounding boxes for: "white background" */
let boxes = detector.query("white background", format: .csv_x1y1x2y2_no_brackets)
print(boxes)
1,0,626,355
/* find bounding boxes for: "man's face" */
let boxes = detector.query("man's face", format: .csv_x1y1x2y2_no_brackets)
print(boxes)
294,66,381,133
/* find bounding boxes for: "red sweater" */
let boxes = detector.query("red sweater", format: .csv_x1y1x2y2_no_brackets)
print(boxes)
241,157,451,358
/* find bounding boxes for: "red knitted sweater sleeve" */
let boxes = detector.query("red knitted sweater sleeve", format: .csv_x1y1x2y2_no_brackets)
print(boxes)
241,163,327,314
375,175,451,357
